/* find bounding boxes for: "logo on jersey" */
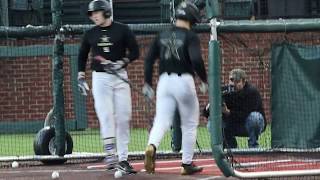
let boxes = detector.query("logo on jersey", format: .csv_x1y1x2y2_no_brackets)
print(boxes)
97,35,113,53
160,33,183,60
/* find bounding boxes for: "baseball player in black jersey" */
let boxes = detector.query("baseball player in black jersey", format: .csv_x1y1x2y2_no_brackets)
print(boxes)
143,2,207,175
77,0,139,174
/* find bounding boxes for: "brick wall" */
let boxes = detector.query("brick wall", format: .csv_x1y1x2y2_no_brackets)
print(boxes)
1,31,319,129
0,55,75,123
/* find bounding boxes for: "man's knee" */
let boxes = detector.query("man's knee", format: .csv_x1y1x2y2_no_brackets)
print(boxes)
246,112,264,133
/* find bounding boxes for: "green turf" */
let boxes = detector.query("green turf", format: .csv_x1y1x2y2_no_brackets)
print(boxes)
0,126,271,156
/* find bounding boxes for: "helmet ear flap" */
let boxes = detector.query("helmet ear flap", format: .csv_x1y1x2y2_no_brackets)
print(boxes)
104,11,111,18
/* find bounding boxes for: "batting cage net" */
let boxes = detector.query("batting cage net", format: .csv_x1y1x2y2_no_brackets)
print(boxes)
2,14,320,180
0,24,212,167
208,18,320,178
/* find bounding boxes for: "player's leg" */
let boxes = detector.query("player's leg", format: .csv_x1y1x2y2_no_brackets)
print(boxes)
92,71,117,168
113,70,136,174
171,108,182,153
245,111,265,148
175,74,203,175
145,74,176,174
147,94,176,146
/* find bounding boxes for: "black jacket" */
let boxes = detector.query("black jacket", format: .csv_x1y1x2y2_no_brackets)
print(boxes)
224,82,266,128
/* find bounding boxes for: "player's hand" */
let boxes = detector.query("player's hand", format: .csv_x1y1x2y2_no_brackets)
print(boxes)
112,58,130,70
77,72,89,96
202,103,210,118
94,56,114,71
95,56,129,70
199,82,208,94
95,56,112,65
222,102,230,115
142,83,154,101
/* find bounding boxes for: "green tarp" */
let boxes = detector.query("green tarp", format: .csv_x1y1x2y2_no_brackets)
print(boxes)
271,43,320,148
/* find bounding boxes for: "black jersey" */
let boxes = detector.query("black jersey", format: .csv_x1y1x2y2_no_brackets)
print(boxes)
144,26,207,86
78,21,139,72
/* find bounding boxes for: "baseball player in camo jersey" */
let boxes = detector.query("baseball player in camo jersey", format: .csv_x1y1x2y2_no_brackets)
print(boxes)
77,0,139,174
142,2,207,175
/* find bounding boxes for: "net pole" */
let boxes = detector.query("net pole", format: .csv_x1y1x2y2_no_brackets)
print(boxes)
208,18,234,177
51,0,66,156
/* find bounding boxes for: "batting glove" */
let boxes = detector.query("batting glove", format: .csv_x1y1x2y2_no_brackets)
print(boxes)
78,72,89,96
112,57,130,70
97,56,129,72
199,82,208,94
202,103,210,118
142,83,154,101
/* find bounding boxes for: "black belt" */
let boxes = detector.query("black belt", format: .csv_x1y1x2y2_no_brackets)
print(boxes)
167,72,181,76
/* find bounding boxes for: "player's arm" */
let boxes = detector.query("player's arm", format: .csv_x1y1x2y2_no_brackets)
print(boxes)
124,25,139,62
78,32,91,72
188,33,207,83
144,35,160,87
77,32,91,96
142,35,160,100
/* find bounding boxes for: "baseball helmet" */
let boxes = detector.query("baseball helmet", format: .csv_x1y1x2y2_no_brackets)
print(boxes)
175,2,201,24
87,0,111,18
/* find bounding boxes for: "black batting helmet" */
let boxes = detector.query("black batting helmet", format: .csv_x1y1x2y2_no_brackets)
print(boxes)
175,2,201,25
87,0,111,18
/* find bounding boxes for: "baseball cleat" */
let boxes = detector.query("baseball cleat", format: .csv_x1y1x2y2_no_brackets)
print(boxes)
144,144,156,174
181,162,203,175
116,161,137,174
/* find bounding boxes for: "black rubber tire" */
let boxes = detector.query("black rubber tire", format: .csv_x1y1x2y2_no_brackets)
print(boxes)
34,126,73,165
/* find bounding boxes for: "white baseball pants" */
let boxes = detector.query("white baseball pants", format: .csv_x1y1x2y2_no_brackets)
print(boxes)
92,70,131,162
148,73,200,164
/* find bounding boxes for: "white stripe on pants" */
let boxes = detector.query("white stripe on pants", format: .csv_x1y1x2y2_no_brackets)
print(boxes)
92,71,132,162
148,73,199,164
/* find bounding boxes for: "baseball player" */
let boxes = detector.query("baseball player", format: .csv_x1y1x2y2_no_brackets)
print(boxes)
77,0,139,174
143,2,207,175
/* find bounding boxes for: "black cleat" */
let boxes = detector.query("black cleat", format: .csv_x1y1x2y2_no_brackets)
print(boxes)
117,161,137,174
144,144,156,174
106,163,116,171
181,162,203,175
